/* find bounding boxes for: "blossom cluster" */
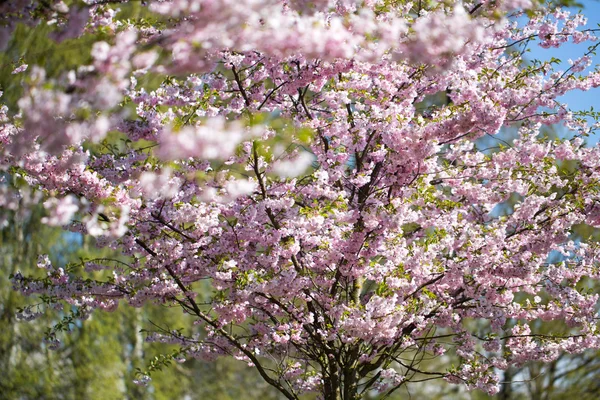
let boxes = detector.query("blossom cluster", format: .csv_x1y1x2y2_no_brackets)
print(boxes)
3,1,600,399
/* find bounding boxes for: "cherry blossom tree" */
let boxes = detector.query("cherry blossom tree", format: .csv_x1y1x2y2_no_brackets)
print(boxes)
4,0,600,399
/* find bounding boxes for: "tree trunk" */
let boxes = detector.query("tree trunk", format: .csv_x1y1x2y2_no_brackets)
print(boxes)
500,366,514,400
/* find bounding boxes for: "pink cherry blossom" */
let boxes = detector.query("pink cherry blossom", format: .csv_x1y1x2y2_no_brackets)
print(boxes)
4,1,600,399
